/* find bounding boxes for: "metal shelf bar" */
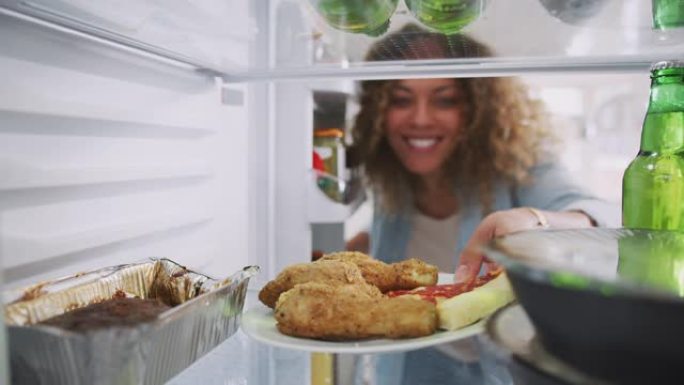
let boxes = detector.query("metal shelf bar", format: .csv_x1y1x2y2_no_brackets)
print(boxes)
0,4,224,78
223,57,658,83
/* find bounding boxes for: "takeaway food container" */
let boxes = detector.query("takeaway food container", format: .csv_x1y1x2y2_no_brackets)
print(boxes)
4,258,259,385
482,228,684,385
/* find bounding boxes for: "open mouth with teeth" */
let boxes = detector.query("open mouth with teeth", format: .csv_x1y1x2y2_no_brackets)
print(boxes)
405,137,442,151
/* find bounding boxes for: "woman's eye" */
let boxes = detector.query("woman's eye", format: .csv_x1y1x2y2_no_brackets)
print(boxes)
434,97,459,108
389,96,412,108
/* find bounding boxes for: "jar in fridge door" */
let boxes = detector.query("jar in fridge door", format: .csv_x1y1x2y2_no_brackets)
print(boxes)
314,128,346,202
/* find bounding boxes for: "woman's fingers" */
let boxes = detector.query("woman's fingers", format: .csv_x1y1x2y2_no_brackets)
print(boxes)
455,213,498,282
454,249,481,284
455,244,500,283
457,208,559,282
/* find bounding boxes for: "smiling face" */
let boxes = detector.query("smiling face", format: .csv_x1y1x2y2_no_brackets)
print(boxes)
384,78,468,181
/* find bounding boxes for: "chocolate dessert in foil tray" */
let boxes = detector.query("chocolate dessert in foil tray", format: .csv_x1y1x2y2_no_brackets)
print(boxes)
3,258,259,385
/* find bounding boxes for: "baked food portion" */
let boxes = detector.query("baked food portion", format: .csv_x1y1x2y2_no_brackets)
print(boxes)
317,251,439,292
274,282,436,340
386,268,515,331
38,297,171,332
258,260,367,308
436,273,515,331
261,253,441,340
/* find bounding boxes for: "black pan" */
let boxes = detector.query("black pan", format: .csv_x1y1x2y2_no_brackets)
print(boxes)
479,303,612,385
483,228,684,385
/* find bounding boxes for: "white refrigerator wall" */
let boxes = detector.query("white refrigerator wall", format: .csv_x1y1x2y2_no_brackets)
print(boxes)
0,2,316,384
0,12,251,289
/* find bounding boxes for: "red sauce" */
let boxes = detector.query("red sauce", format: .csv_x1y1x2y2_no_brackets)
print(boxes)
387,268,503,304
387,282,472,303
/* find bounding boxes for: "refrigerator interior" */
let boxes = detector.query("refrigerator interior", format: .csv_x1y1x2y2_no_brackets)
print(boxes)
0,0,680,384
0,1,262,383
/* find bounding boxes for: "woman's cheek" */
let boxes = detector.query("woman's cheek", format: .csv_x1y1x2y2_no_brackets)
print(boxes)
386,132,406,156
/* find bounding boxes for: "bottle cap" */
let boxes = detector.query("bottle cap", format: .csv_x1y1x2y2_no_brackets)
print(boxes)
314,128,344,138
651,60,684,72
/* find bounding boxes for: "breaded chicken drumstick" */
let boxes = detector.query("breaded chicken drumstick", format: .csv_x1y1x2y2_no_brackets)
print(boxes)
275,282,437,340
258,260,368,308
318,251,438,293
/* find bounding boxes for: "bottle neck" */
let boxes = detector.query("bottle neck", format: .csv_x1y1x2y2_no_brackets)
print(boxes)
641,75,684,153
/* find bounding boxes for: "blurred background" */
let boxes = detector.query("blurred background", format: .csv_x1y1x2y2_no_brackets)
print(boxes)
343,71,648,241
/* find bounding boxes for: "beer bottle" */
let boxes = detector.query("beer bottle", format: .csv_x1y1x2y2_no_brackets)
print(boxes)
311,0,398,37
653,0,684,30
405,0,486,34
622,60,684,230
617,231,684,296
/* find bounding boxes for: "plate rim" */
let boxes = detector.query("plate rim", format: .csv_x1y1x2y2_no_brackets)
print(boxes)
241,273,487,354
241,304,485,354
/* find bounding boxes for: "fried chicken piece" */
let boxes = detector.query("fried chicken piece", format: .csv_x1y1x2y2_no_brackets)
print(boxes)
258,260,369,308
275,282,437,340
318,251,438,293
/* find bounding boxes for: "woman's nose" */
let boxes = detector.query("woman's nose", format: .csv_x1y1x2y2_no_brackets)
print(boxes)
411,101,433,128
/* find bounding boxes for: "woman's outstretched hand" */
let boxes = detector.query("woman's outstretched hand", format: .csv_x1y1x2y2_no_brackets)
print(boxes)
455,207,594,283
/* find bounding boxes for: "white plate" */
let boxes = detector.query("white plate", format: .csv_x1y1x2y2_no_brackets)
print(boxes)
241,273,486,354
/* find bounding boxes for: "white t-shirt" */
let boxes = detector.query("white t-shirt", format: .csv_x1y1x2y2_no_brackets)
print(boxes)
405,210,460,273
405,210,481,360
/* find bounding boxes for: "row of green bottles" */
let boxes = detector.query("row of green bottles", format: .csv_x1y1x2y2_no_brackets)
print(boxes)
311,0,484,36
312,0,684,37
622,61,684,231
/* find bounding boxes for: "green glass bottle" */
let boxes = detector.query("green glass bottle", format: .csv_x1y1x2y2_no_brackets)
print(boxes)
405,0,486,34
622,61,684,231
618,231,684,297
653,0,684,30
312,0,398,37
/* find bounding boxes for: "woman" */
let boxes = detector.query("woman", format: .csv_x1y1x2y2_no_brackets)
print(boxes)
348,24,618,385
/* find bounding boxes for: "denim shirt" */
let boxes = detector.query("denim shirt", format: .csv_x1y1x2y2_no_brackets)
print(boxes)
370,162,619,266
360,162,619,385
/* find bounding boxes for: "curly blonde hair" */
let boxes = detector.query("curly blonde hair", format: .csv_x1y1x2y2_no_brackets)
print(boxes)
350,24,553,215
